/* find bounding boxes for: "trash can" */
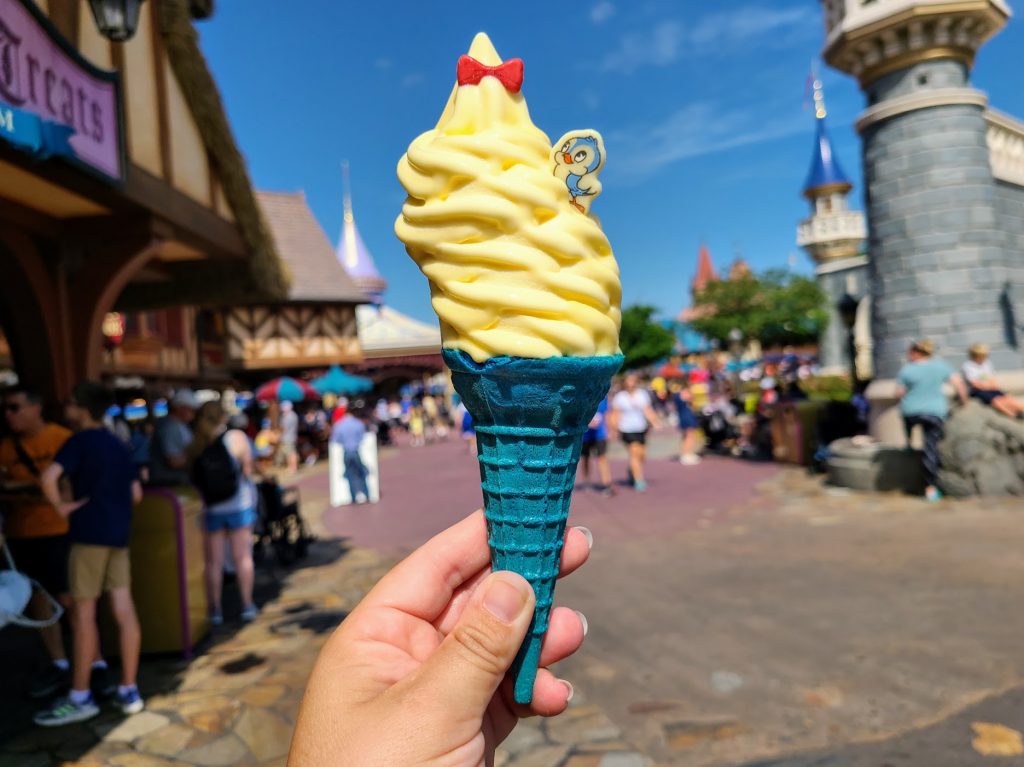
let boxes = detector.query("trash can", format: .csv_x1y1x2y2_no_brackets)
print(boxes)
124,487,208,657
771,401,827,465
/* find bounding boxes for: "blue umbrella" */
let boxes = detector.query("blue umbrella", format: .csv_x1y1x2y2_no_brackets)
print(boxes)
311,365,373,396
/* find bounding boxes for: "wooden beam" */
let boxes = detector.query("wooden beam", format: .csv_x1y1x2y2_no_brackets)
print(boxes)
149,2,174,182
0,197,61,237
47,0,80,44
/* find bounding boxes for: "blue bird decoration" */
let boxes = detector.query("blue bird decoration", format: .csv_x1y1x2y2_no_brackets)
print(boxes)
552,130,605,214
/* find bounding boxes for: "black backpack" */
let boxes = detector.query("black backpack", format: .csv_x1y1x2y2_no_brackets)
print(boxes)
191,437,240,505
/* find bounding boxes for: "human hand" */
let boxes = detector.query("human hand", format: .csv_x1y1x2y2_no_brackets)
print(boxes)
56,498,88,517
288,510,591,767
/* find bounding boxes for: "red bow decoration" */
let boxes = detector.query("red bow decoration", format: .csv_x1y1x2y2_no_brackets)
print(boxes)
456,55,524,93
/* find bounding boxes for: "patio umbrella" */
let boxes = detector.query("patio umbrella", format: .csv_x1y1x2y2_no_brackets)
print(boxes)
311,365,373,396
255,377,320,403
657,362,687,380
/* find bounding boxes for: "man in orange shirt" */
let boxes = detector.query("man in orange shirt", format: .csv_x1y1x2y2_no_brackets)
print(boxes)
1,387,72,698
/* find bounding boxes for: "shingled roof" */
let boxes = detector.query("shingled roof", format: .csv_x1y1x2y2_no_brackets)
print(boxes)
256,191,368,304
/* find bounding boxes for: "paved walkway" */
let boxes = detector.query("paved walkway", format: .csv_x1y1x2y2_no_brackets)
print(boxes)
5,429,1024,766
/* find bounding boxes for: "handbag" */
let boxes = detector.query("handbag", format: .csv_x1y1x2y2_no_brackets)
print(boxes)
0,540,64,630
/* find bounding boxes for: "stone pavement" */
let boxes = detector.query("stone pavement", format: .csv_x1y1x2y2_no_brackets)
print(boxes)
5,429,1024,766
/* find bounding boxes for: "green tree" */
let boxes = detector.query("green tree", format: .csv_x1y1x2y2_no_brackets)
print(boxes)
688,270,829,346
619,304,676,371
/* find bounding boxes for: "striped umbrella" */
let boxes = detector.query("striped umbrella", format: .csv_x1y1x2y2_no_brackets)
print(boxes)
255,377,320,403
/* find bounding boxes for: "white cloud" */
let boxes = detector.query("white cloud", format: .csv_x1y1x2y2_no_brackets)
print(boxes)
600,5,816,73
608,100,807,184
374,57,393,71
401,73,425,88
591,1,615,24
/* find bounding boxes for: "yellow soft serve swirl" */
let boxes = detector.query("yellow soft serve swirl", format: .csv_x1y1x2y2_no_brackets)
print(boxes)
394,34,622,363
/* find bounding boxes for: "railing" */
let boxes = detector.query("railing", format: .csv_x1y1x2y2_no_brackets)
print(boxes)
987,109,1024,188
797,212,867,247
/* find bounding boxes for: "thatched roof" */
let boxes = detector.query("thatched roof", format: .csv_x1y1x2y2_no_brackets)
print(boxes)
120,0,289,308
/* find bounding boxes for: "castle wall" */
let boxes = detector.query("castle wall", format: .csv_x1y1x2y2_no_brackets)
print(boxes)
862,60,1012,378
994,180,1024,361
816,259,869,372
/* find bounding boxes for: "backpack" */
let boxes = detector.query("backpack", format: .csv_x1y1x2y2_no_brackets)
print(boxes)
191,436,240,505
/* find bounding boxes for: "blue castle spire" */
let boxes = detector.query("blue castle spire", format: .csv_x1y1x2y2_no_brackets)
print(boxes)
803,76,852,197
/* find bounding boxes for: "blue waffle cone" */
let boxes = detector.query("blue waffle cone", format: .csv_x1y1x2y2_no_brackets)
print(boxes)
443,350,623,704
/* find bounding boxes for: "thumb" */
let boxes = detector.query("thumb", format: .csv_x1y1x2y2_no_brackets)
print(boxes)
414,571,535,719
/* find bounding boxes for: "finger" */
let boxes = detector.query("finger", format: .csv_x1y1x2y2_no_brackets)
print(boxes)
432,526,593,635
406,571,535,724
361,510,490,620
501,666,573,719
538,607,586,667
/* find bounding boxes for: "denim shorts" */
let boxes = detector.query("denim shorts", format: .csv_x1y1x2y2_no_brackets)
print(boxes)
204,507,256,533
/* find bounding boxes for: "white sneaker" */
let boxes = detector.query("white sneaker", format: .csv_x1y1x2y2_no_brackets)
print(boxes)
681,454,702,466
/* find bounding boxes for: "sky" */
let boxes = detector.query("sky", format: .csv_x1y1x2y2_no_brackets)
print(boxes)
198,1,1024,325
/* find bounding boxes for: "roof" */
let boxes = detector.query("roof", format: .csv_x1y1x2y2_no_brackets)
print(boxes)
803,115,852,196
256,191,368,304
356,305,441,359
336,189,388,304
692,243,718,294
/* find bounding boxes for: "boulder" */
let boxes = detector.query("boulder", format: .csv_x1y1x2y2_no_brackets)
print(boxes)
938,401,1024,497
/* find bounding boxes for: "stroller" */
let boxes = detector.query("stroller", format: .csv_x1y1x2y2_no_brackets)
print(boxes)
254,478,312,566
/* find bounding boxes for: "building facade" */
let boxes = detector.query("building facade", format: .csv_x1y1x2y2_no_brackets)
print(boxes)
0,0,287,402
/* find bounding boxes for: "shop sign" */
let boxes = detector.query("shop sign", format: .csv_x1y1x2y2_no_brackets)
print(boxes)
0,0,122,181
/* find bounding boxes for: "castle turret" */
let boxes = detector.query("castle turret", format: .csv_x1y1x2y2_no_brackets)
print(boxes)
819,0,1014,380
336,162,388,305
797,77,869,373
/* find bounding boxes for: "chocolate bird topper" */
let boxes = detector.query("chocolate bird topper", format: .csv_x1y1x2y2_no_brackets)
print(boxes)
552,130,605,214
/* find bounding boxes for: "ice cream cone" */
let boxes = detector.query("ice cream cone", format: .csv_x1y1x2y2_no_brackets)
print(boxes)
444,349,622,703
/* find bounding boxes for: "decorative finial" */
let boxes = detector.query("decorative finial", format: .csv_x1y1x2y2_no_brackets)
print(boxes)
811,62,827,120
342,160,354,224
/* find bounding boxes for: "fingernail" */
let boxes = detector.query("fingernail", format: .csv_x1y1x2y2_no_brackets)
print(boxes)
574,526,594,550
560,679,574,703
483,574,528,623
575,610,589,637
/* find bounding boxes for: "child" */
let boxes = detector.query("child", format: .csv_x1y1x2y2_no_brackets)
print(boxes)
674,382,701,466
36,381,144,726
409,405,426,447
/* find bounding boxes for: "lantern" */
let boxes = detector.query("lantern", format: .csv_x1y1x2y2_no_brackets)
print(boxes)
87,0,146,43
103,312,125,350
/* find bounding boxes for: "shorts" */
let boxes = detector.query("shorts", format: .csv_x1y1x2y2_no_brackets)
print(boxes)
5,535,70,597
970,388,1005,405
69,544,130,600
277,442,297,460
621,431,647,446
205,507,256,533
581,438,607,457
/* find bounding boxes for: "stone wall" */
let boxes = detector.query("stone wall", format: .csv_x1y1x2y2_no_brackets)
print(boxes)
861,60,1013,378
994,180,1024,364
816,260,869,372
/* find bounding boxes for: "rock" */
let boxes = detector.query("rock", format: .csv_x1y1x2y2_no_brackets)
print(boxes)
939,402,1024,496
178,734,249,766
232,707,293,761
135,723,196,757
104,711,170,743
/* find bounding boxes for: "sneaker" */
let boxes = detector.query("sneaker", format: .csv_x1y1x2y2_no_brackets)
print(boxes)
29,664,69,699
34,695,99,727
90,665,116,701
680,454,702,466
209,611,224,627
635,480,648,493
600,485,615,498
925,486,943,503
240,604,259,623
115,687,144,715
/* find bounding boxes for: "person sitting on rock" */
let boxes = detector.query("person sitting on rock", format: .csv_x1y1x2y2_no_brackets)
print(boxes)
962,343,1024,420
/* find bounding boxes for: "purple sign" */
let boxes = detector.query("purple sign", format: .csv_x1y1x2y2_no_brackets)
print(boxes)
0,0,121,180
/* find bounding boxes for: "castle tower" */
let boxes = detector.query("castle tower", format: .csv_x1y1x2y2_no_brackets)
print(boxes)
819,0,1014,380
336,162,388,305
797,76,869,373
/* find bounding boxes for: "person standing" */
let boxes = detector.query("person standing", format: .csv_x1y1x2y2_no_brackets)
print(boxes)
277,401,300,474
0,387,73,699
190,402,258,626
35,382,144,725
673,381,701,466
580,396,613,496
896,339,968,502
609,373,660,493
331,408,369,503
148,390,197,486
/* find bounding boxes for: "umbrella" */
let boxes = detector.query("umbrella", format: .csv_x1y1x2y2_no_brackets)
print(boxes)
657,362,687,380
255,377,320,403
311,365,373,396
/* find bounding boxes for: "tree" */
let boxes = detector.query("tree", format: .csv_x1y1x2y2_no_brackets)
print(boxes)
688,269,829,347
619,304,676,371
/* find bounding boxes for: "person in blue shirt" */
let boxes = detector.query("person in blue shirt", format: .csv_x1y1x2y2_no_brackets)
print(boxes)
331,408,369,503
896,339,968,502
580,396,613,497
36,381,144,726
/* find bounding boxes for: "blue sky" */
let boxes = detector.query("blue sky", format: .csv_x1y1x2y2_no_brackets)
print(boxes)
199,1,1024,324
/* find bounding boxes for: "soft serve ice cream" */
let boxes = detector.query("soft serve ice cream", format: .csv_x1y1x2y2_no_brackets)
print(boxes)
395,33,621,363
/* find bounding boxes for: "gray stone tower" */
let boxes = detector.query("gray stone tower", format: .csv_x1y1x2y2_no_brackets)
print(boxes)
820,0,1016,379
797,76,869,375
